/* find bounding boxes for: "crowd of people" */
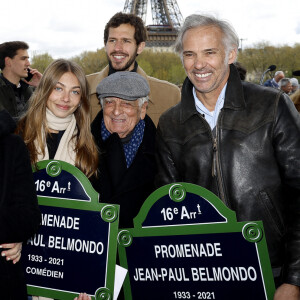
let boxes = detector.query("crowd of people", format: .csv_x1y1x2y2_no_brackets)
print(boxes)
263,71,299,95
0,11,299,300
263,72,300,112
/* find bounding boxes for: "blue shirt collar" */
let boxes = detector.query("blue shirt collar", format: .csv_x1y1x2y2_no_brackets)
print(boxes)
193,83,227,129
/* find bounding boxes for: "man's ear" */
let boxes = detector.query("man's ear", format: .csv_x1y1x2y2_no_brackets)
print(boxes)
228,47,237,65
137,42,146,55
4,57,11,68
140,101,148,120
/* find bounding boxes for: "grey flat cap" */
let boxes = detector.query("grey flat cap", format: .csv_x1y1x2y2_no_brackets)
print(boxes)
96,71,150,101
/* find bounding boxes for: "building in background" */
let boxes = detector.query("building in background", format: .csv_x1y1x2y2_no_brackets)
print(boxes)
123,0,183,50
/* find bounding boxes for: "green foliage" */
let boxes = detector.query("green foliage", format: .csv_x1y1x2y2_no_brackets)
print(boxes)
238,42,300,83
137,59,153,76
137,49,186,85
169,64,186,85
29,43,300,85
30,53,54,73
71,49,108,75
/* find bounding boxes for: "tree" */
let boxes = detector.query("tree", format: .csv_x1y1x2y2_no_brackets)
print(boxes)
30,53,54,73
71,49,107,75
137,49,185,85
137,59,153,75
238,43,300,83
168,64,186,85
29,43,300,85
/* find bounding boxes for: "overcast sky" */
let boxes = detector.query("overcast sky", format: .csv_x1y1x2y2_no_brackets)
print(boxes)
1,0,299,59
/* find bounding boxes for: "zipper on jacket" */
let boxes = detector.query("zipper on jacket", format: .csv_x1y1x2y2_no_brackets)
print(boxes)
212,138,217,177
198,112,229,207
212,112,229,207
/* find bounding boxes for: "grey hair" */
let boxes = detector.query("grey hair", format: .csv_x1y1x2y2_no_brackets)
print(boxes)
290,78,299,87
100,96,149,108
279,78,291,87
174,14,239,60
275,71,284,77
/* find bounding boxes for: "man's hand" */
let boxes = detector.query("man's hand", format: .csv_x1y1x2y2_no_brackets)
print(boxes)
24,68,42,87
274,283,300,300
0,242,22,264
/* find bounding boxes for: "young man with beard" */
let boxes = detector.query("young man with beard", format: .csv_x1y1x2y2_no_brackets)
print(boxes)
87,12,180,126
156,14,300,299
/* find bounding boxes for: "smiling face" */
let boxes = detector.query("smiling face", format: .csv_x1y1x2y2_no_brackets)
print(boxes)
105,23,145,71
103,97,147,138
182,25,236,101
46,72,81,118
281,82,292,94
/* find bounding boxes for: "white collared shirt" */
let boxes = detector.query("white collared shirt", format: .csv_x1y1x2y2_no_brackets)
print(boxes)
271,78,279,88
193,83,227,130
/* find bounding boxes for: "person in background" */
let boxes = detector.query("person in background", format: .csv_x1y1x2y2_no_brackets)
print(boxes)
87,12,180,126
0,41,42,121
16,59,98,300
290,77,299,94
263,70,285,89
91,71,156,229
156,14,300,299
279,78,292,95
0,108,41,300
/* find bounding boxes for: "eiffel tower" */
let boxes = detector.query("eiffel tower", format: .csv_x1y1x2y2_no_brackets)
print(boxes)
123,0,183,48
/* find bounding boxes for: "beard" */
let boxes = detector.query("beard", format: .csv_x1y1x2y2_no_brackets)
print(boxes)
107,49,138,71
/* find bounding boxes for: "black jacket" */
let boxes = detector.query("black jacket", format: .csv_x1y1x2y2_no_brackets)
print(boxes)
0,109,41,299
156,64,300,286
0,76,33,120
91,112,157,228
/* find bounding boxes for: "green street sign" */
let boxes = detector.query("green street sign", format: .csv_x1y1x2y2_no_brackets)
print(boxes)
23,160,119,300
118,183,275,300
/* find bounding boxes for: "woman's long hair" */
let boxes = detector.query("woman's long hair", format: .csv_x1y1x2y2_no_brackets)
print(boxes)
17,59,98,178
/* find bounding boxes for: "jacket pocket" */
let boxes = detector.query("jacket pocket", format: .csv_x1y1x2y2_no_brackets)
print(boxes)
259,191,285,237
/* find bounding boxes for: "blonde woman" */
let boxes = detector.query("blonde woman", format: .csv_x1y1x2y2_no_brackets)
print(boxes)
17,58,98,175
17,59,98,300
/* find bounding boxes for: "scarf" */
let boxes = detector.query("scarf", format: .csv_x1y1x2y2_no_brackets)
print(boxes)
101,118,145,168
36,108,77,165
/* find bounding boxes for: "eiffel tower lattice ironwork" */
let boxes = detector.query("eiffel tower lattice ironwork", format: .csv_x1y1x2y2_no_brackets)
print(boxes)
123,0,183,47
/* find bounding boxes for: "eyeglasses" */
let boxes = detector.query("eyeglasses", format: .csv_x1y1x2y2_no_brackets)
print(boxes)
103,98,139,111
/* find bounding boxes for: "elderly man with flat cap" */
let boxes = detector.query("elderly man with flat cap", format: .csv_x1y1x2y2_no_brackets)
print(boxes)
91,71,156,228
